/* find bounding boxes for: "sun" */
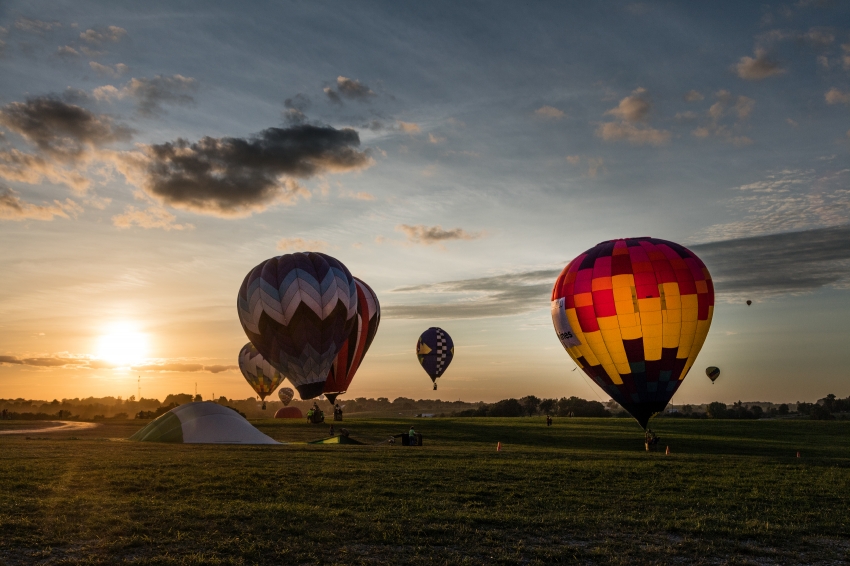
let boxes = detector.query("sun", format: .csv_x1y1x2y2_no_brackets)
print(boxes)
97,322,149,366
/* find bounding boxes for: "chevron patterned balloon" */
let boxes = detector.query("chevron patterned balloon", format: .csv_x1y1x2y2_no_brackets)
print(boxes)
323,277,381,404
237,252,358,400
238,342,285,401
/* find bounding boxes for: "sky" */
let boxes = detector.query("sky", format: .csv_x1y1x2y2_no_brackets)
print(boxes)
1,0,849,405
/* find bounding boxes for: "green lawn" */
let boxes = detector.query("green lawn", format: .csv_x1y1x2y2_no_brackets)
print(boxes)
1,417,848,565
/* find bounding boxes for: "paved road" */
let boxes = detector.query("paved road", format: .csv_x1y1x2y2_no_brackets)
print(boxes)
0,421,101,435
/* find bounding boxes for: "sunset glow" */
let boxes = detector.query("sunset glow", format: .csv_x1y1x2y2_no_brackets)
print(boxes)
96,323,148,367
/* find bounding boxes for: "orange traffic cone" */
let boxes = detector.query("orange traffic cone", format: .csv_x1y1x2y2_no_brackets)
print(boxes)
497,442,502,452
665,446,670,455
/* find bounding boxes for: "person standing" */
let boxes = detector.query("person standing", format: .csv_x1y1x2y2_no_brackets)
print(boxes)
408,426,417,446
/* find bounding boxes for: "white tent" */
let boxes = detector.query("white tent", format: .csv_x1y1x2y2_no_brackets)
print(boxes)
130,402,279,444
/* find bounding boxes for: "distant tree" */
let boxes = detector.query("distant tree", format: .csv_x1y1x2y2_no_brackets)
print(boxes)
539,398,557,415
488,398,524,417
519,395,541,416
706,402,727,419
682,405,693,415
810,404,835,421
193,394,202,402
750,405,763,419
163,394,193,406
778,404,789,416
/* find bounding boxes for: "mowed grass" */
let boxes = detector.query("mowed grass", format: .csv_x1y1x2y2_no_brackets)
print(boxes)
1,417,849,565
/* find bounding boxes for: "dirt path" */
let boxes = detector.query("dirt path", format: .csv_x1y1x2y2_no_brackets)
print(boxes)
0,421,101,435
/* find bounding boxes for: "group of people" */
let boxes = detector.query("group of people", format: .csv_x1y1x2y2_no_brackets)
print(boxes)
546,415,553,426
333,404,343,421
1,409,9,420
306,402,321,423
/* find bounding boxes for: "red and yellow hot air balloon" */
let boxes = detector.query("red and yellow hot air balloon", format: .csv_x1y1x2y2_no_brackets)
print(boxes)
551,237,714,429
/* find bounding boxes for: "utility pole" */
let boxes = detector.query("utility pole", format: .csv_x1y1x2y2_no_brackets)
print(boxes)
137,376,140,401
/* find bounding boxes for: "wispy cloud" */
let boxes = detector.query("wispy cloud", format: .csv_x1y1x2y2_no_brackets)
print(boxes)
324,76,375,104
276,237,329,252
93,75,197,116
112,206,194,231
535,105,565,119
0,187,82,221
597,88,670,145
396,224,483,245
80,26,127,44
695,168,850,241
384,269,561,319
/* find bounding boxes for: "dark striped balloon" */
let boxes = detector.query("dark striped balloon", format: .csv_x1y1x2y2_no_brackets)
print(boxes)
416,327,454,389
705,366,720,383
237,252,358,400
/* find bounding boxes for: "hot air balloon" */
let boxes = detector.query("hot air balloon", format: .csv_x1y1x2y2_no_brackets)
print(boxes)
746,300,752,306
323,277,381,404
278,387,294,406
416,327,454,390
705,366,720,383
551,237,714,429
237,252,358,400
238,342,285,407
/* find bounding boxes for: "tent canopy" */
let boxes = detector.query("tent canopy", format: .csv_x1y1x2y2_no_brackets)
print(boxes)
130,402,279,444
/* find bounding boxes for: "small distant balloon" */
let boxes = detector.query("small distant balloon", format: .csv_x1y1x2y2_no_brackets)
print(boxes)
238,342,285,401
705,366,720,384
278,387,294,406
416,327,454,390
746,300,752,306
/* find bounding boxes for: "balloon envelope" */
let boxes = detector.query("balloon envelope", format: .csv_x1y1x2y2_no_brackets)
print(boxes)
274,406,303,419
278,387,294,406
237,252,358,400
416,327,454,384
551,237,714,429
705,366,720,383
238,342,285,401
324,277,381,404
746,300,752,306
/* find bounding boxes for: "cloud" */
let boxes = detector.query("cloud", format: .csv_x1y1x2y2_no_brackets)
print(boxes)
397,121,421,133
695,168,850,241
690,91,755,146
0,148,90,192
691,225,850,298
131,362,237,373
596,121,670,146
825,88,850,105
0,186,83,221
684,90,704,102
428,133,445,144
283,95,311,125
735,49,785,80
276,237,329,252
0,354,99,368
204,365,237,374
93,75,197,116
0,97,133,161
396,224,483,245
324,76,375,104
14,18,60,34
566,155,604,178
112,205,194,231
57,45,80,58
605,87,651,122
89,61,128,77
535,105,565,119
80,26,127,44
0,354,237,373
111,124,373,217
384,268,561,319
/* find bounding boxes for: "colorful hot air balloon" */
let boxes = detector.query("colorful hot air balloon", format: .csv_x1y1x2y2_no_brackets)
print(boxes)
238,342,285,401
551,237,714,429
705,366,720,383
237,252,358,400
278,387,294,406
323,277,381,404
416,327,454,390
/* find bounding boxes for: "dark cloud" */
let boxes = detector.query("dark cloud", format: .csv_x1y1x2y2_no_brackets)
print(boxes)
692,225,850,296
283,94,311,125
121,124,373,216
204,364,238,374
131,363,236,373
735,49,785,80
384,269,561,319
94,75,197,116
324,76,375,104
0,355,88,367
383,226,850,320
397,224,484,245
0,97,133,161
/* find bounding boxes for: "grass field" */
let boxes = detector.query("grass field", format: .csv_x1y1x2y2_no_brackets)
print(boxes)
1,417,849,565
